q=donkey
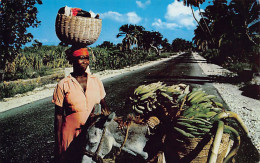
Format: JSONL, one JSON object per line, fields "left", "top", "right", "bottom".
{"left": 82, "top": 112, "right": 151, "bottom": 163}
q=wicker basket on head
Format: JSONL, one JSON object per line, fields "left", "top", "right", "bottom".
{"left": 55, "top": 13, "right": 102, "bottom": 46}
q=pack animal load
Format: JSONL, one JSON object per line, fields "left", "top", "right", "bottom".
{"left": 129, "top": 82, "right": 248, "bottom": 163}
{"left": 55, "top": 6, "right": 102, "bottom": 46}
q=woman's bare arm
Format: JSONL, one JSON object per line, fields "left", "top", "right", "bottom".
{"left": 54, "top": 105, "right": 63, "bottom": 161}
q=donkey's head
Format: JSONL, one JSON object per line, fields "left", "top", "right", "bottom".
{"left": 83, "top": 112, "right": 116, "bottom": 163}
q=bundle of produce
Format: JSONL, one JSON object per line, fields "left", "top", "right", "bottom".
{"left": 55, "top": 6, "right": 102, "bottom": 46}
{"left": 129, "top": 82, "right": 248, "bottom": 162}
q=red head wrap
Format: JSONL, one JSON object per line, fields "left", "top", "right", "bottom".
{"left": 72, "top": 48, "right": 89, "bottom": 57}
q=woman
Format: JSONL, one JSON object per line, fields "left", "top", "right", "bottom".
{"left": 52, "top": 47, "right": 109, "bottom": 162}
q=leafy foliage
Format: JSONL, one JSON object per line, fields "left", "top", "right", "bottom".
{"left": 192, "top": 0, "right": 260, "bottom": 72}
{"left": 0, "top": 0, "right": 42, "bottom": 70}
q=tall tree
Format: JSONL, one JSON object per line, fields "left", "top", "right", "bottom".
{"left": 141, "top": 31, "right": 163, "bottom": 55}
{"left": 178, "top": 0, "right": 215, "bottom": 45}
{"left": 116, "top": 24, "right": 144, "bottom": 51}
{"left": 0, "top": 0, "right": 42, "bottom": 71}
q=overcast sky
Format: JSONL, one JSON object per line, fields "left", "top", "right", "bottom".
{"left": 27, "top": 0, "right": 210, "bottom": 47}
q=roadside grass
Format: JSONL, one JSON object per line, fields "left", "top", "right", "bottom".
{"left": 0, "top": 73, "right": 64, "bottom": 99}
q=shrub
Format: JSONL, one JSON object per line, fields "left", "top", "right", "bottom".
{"left": 201, "top": 49, "right": 220, "bottom": 63}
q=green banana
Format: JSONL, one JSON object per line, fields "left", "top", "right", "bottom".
{"left": 197, "top": 128, "right": 210, "bottom": 133}
{"left": 190, "top": 131, "right": 206, "bottom": 136}
{"left": 178, "top": 118, "right": 206, "bottom": 125}
{"left": 186, "top": 127, "right": 198, "bottom": 132}
{"left": 187, "top": 90, "right": 204, "bottom": 101}
{"left": 196, "top": 124, "right": 213, "bottom": 129}
{"left": 137, "top": 105, "right": 145, "bottom": 110}
{"left": 176, "top": 121, "right": 195, "bottom": 128}
{"left": 193, "top": 118, "right": 212, "bottom": 125}
{"left": 134, "top": 106, "right": 144, "bottom": 114}
{"left": 198, "top": 102, "right": 213, "bottom": 109}
{"left": 213, "top": 101, "right": 223, "bottom": 108}
{"left": 190, "top": 93, "right": 207, "bottom": 103}
{"left": 174, "top": 127, "right": 195, "bottom": 138}
{"left": 140, "top": 92, "right": 154, "bottom": 101}
{"left": 211, "top": 107, "right": 222, "bottom": 112}
{"left": 161, "top": 92, "right": 173, "bottom": 101}
{"left": 193, "top": 95, "right": 216, "bottom": 104}
{"left": 146, "top": 102, "right": 153, "bottom": 111}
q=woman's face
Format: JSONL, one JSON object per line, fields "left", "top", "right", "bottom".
{"left": 72, "top": 55, "right": 90, "bottom": 72}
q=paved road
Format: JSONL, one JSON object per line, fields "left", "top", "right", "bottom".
{"left": 0, "top": 53, "right": 258, "bottom": 162}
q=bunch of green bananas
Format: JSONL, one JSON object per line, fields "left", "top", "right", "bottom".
{"left": 181, "top": 88, "right": 223, "bottom": 119}
{"left": 130, "top": 82, "right": 189, "bottom": 115}
{"left": 130, "top": 82, "right": 225, "bottom": 138}
{"left": 174, "top": 117, "right": 213, "bottom": 138}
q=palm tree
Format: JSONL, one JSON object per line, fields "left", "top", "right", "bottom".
{"left": 116, "top": 24, "right": 145, "bottom": 51}
{"left": 178, "top": 0, "right": 215, "bottom": 45}
{"left": 177, "top": 0, "right": 208, "bottom": 32}
{"left": 117, "top": 24, "right": 135, "bottom": 51}
{"left": 193, "top": 24, "right": 209, "bottom": 51}
{"left": 229, "top": 0, "right": 259, "bottom": 47}
{"left": 133, "top": 25, "right": 145, "bottom": 50}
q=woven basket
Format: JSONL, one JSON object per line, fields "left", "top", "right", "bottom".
{"left": 178, "top": 134, "right": 232, "bottom": 163}
{"left": 55, "top": 13, "right": 102, "bottom": 46}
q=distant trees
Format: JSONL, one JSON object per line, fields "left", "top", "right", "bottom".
{"left": 117, "top": 24, "right": 169, "bottom": 55}
{"left": 0, "top": 0, "right": 42, "bottom": 71}
{"left": 97, "top": 41, "right": 115, "bottom": 49}
{"left": 161, "top": 38, "right": 171, "bottom": 52}
{"left": 172, "top": 38, "right": 193, "bottom": 52}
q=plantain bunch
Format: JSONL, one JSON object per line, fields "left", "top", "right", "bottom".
{"left": 181, "top": 88, "right": 223, "bottom": 119}
{"left": 130, "top": 82, "right": 225, "bottom": 138}
{"left": 130, "top": 82, "right": 189, "bottom": 115}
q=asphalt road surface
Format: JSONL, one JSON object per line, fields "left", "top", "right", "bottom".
{"left": 0, "top": 53, "right": 259, "bottom": 163}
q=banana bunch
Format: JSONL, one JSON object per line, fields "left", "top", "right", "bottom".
{"left": 130, "top": 82, "right": 189, "bottom": 115}
{"left": 130, "top": 82, "right": 162, "bottom": 114}
{"left": 182, "top": 88, "right": 223, "bottom": 119}
{"left": 174, "top": 117, "right": 213, "bottom": 138}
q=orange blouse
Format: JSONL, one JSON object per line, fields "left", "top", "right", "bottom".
{"left": 52, "top": 73, "right": 106, "bottom": 152}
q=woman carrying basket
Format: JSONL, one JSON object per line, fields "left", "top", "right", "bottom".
{"left": 52, "top": 46, "right": 109, "bottom": 162}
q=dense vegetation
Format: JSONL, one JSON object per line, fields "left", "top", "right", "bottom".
{"left": 188, "top": 0, "right": 259, "bottom": 73}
